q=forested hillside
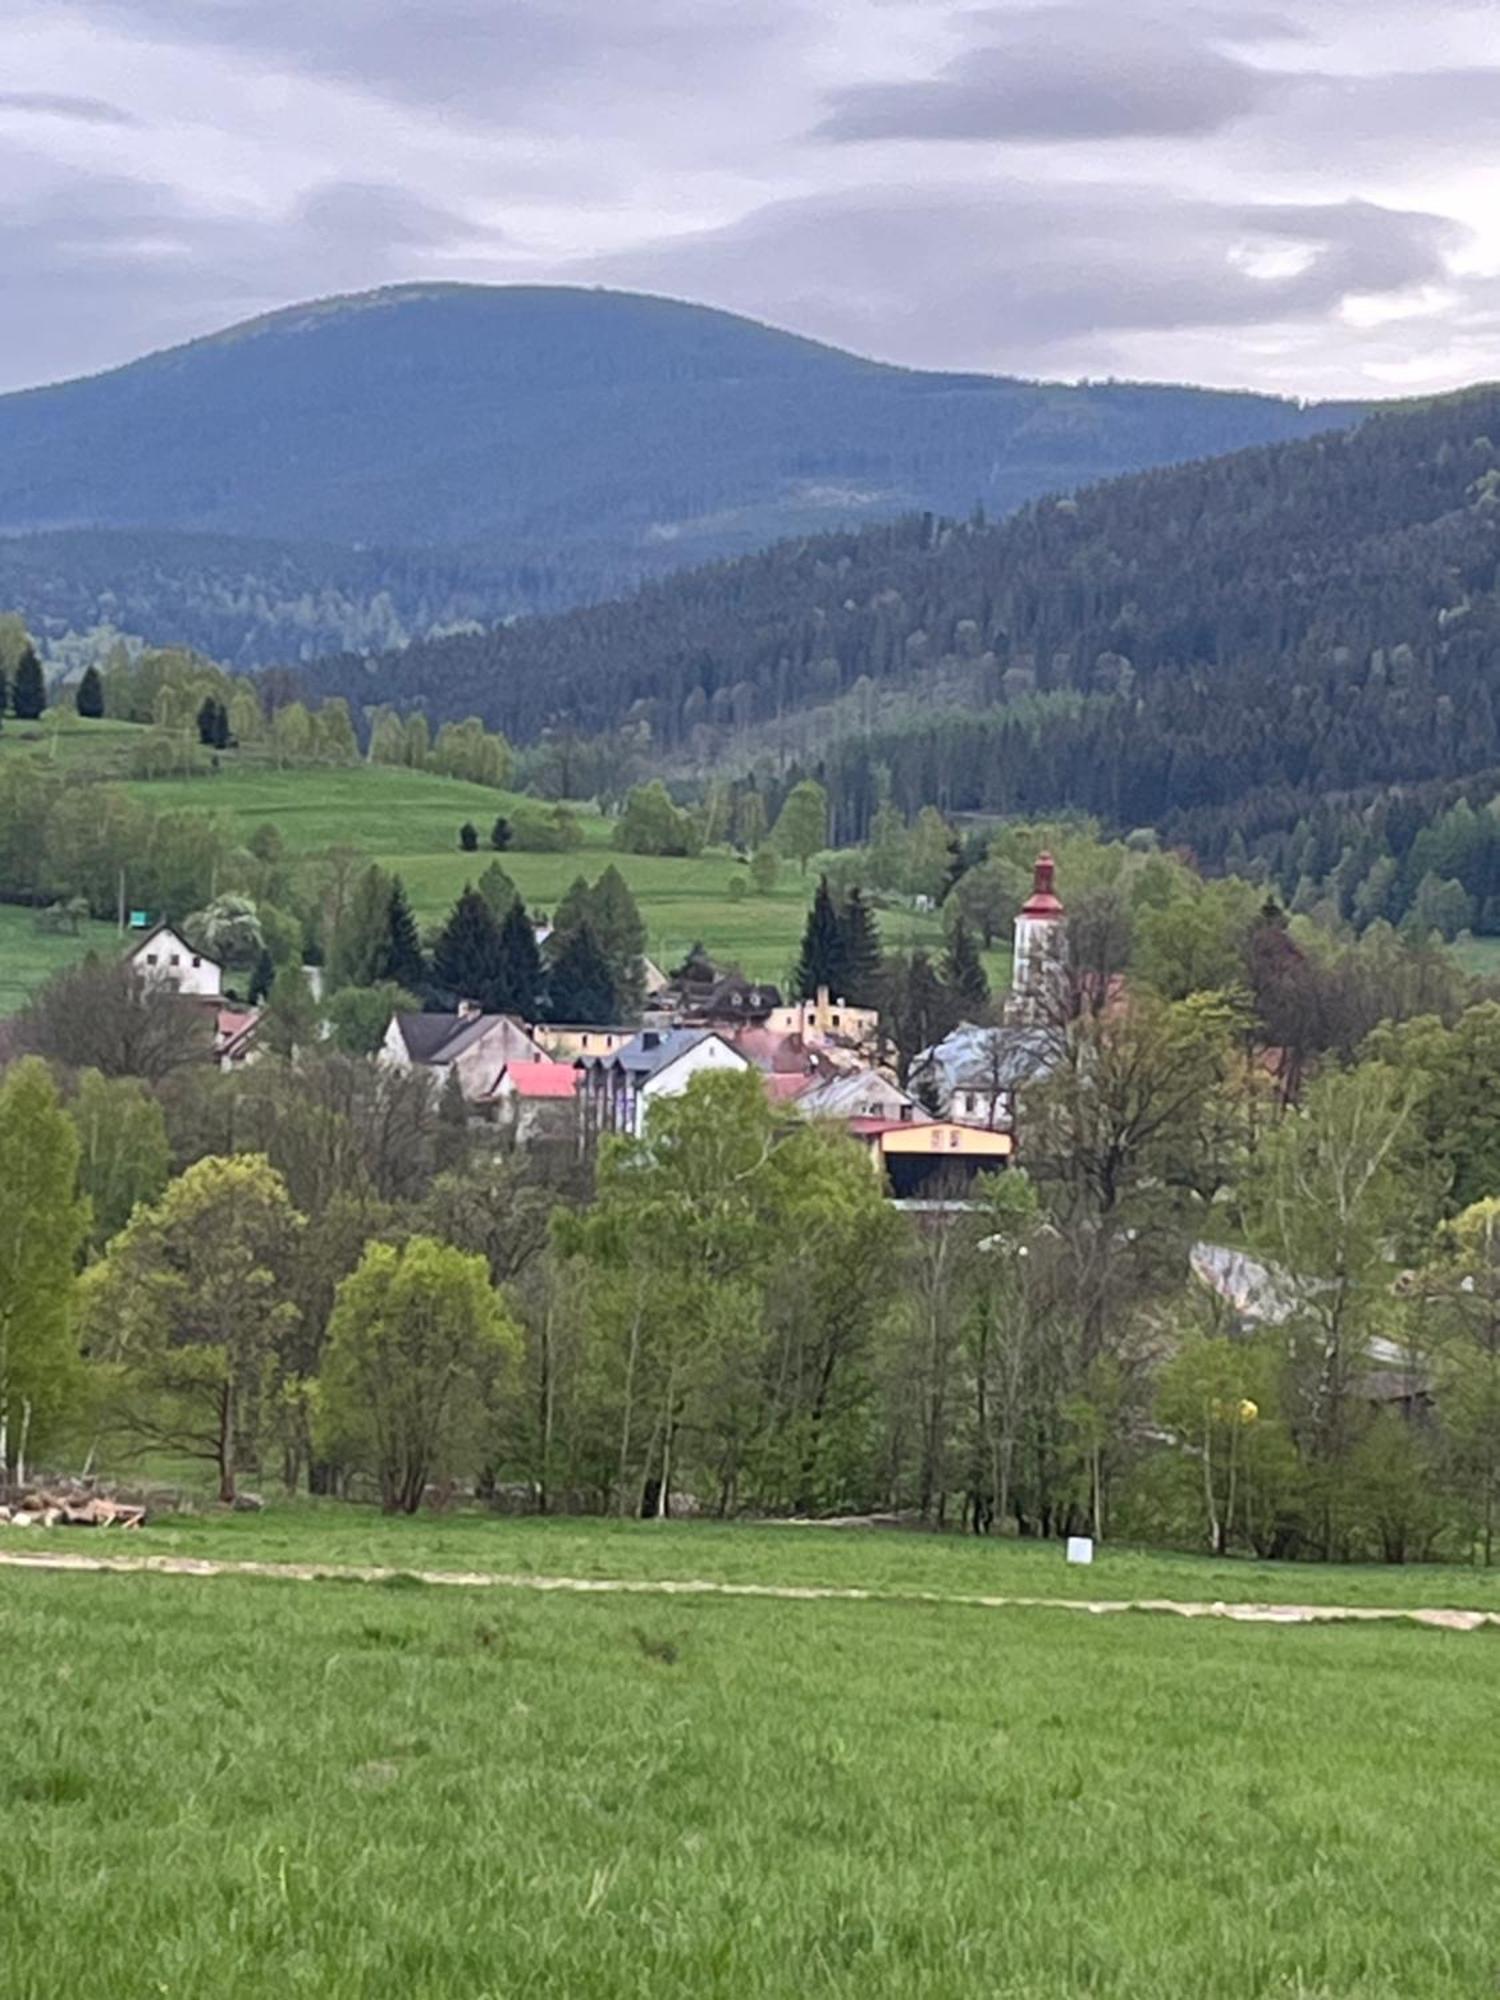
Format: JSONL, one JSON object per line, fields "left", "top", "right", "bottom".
{"left": 0, "top": 284, "right": 1358, "bottom": 662}
{"left": 304, "top": 384, "right": 1500, "bottom": 849}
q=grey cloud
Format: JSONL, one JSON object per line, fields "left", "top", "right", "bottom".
{"left": 0, "top": 154, "right": 510, "bottom": 387}
{"left": 70, "top": 0, "right": 800, "bottom": 115}
{"left": 590, "top": 182, "right": 1463, "bottom": 373}
{"left": 0, "top": 91, "right": 138, "bottom": 126}
{"left": 819, "top": 8, "right": 1289, "bottom": 143}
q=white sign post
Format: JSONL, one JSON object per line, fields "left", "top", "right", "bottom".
{"left": 1066, "top": 1536, "right": 1094, "bottom": 1566}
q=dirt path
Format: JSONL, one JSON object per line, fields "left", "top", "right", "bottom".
{"left": 0, "top": 1545, "right": 1495, "bottom": 1631}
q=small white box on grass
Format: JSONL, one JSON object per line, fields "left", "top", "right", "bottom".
{"left": 1066, "top": 1536, "right": 1094, "bottom": 1566}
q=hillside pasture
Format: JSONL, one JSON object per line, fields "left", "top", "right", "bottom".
{"left": 0, "top": 902, "right": 119, "bottom": 1015}
{"left": 0, "top": 1541, "right": 1495, "bottom": 1998}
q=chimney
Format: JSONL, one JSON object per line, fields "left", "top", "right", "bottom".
{"left": 456, "top": 998, "right": 481, "bottom": 1021}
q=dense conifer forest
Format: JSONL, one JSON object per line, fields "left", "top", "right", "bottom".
{"left": 303, "top": 384, "right": 1500, "bottom": 884}
{"left": 0, "top": 284, "right": 1358, "bottom": 662}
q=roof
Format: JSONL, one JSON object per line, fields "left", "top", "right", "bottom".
{"left": 391, "top": 1011, "right": 540, "bottom": 1066}
{"left": 699, "top": 975, "right": 783, "bottom": 1017}
{"left": 763, "top": 1072, "right": 815, "bottom": 1103}
{"left": 729, "top": 1026, "right": 816, "bottom": 1074}
{"left": 128, "top": 920, "right": 219, "bottom": 966}
{"left": 496, "top": 1062, "right": 577, "bottom": 1100}
{"left": 915, "top": 1022, "right": 1060, "bottom": 1095}
{"left": 798, "top": 1068, "right": 920, "bottom": 1121}
{"left": 604, "top": 1026, "right": 725, "bottom": 1083}
{"left": 1018, "top": 852, "right": 1065, "bottom": 921}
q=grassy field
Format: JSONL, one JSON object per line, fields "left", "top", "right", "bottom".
{"left": 8, "top": 1502, "right": 1500, "bottom": 1613}
{"left": 1, "top": 718, "right": 981, "bottom": 987}
{"left": 0, "top": 902, "right": 121, "bottom": 1014}
{"left": 2, "top": 1537, "right": 1497, "bottom": 1997}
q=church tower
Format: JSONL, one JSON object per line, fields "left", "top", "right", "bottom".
{"left": 1011, "top": 852, "right": 1066, "bottom": 1021}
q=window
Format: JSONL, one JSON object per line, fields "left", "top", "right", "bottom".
{"left": 145, "top": 952, "right": 158, "bottom": 966}
{"left": 831, "top": 1014, "right": 841, "bottom": 1029}
{"left": 169, "top": 953, "right": 181, "bottom": 967}
{"left": 191, "top": 957, "right": 202, "bottom": 969}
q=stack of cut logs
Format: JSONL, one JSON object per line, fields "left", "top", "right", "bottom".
{"left": 0, "top": 1483, "right": 146, "bottom": 1529}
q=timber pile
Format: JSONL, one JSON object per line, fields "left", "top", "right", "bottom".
{"left": 0, "top": 1483, "right": 146, "bottom": 1529}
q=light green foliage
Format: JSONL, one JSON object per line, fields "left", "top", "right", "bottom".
{"left": 183, "top": 892, "right": 264, "bottom": 968}
{"left": 68, "top": 1069, "right": 170, "bottom": 1251}
{"left": 613, "top": 780, "right": 702, "bottom": 858}
{"left": 325, "top": 981, "right": 417, "bottom": 1056}
{"left": 1242, "top": 1064, "right": 1422, "bottom": 1553}
{"left": 81, "top": 1154, "right": 304, "bottom": 1500}
{"left": 431, "top": 715, "right": 514, "bottom": 789}
{"left": 903, "top": 804, "right": 953, "bottom": 901}
{"left": 1134, "top": 876, "right": 1262, "bottom": 1000}
{"left": 771, "top": 778, "right": 828, "bottom": 874}
{"left": 1366, "top": 1003, "right": 1500, "bottom": 1218}
{"left": 260, "top": 962, "right": 321, "bottom": 1057}
{"left": 0, "top": 1059, "right": 89, "bottom": 1475}
{"left": 319, "top": 1236, "right": 519, "bottom": 1512}
{"left": 562, "top": 1070, "right": 904, "bottom": 1515}
{"left": 748, "top": 845, "right": 778, "bottom": 895}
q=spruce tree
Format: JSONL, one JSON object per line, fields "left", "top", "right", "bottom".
{"left": 545, "top": 920, "right": 617, "bottom": 1024}
{"left": 490, "top": 815, "right": 512, "bottom": 851}
{"left": 492, "top": 898, "right": 543, "bottom": 1017}
{"left": 476, "top": 859, "right": 518, "bottom": 920}
{"left": 839, "top": 887, "right": 883, "bottom": 1005}
{"left": 75, "top": 664, "right": 105, "bottom": 720}
{"left": 197, "top": 695, "right": 222, "bottom": 747}
{"left": 588, "top": 864, "right": 647, "bottom": 1010}
{"left": 329, "top": 864, "right": 393, "bottom": 991}
{"left": 459, "top": 821, "right": 479, "bottom": 852}
{"left": 792, "top": 876, "right": 847, "bottom": 1000}
{"left": 247, "top": 947, "right": 277, "bottom": 1005}
{"left": 383, "top": 876, "right": 427, "bottom": 993}
{"left": 11, "top": 646, "right": 46, "bottom": 721}
{"left": 432, "top": 886, "right": 507, "bottom": 1008}
{"left": 943, "top": 916, "right": 990, "bottom": 1013}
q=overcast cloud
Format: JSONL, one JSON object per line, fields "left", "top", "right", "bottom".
{"left": 2, "top": 0, "right": 1498, "bottom": 395}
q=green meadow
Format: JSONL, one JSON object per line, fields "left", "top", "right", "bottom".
{"left": 0, "top": 715, "right": 988, "bottom": 990}
{"left": 0, "top": 902, "right": 121, "bottom": 1015}
{"left": 1, "top": 1527, "right": 1496, "bottom": 1998}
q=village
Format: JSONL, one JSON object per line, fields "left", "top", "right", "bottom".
{"left": 121, "top": 854, "right": 1077, "bottom": 1200}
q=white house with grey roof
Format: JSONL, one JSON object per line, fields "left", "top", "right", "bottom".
{"left": 577, "top": 1027, "right": 749, "bottom": 1137}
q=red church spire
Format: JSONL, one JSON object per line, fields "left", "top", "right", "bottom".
{"left": 1019, "top": 851, "right": 1064, "bottom": 919}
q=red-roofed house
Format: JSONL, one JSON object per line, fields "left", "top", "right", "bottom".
{"left": 487, "top": 1060, "right": 580, "bottom": 1143}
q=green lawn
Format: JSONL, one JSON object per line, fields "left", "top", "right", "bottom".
{"left": 0, "top": 711, "right": 152, "bottom": 775}
{"left": 11, "top": 1502, "right": 1500, "bottom": 1614}
{"left": 1, "top": 1555, "right": 1496, "bottom": 1997}
{"left": 0, "top": 902, "right": 120, "bottom": 1015}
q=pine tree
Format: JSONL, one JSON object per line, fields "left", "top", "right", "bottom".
{"left": 494, "top": 898, "right": 543, "bottom": 1017}
{"left": 383, "top": 876, "right": 427, "bottom": 993}
{"left": 943, "top": 916, "right": 990, "bottom": 1013}
{"left": 11, "top": 646, "right": 46, "bottom": 721}
{"left": 490, "top": 815, "right": 512, "bottom": 851}
{"left": 197, "top": 695, "right": 225, "bottom": 748}
{"left": 792, "top": 876, "right": 847, "bottom": 1000}
{"left": 75, "top": 665, "right": 105, "bottom": 720}
{"left": 459, "top": 821, "right": 479, "bottom": 852}
{"left": 329, "top": 864, "right": 394, "bottom": 991}
{"left": 545, "top": 920, "right": 618, "bottom": 1024}
{"left": 839, "top": 887, "right": 883, "bottom": 1004}
{"left": 588, "top": 864, "right": 646, "bottom": 1010}
{"left": 432, "top": 887, "right": 507, "bottom": 1007}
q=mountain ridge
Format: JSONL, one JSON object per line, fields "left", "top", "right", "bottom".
{"left": 0, "top": 283, "right": 1367, "bottom": 663}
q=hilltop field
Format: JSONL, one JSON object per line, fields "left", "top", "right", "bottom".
{"left": 0, "top": 713, "right": 989, "bottom": 1007}
{"left": 1, "top": 1508, "right": 1496, "bottom": 1998}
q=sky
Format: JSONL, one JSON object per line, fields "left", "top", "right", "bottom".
{"left": 3, "top": 0, "right": 1499, "bottom": 397}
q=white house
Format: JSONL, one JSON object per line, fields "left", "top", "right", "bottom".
{"left": 128, "top": 923, "right": 222, "bottom": 998}
{"left": 379, "top": 1004, "right": 550, "bottom": 1104}
{"left": 578, "top": 1027, "right": 749, "bottom": 1137}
